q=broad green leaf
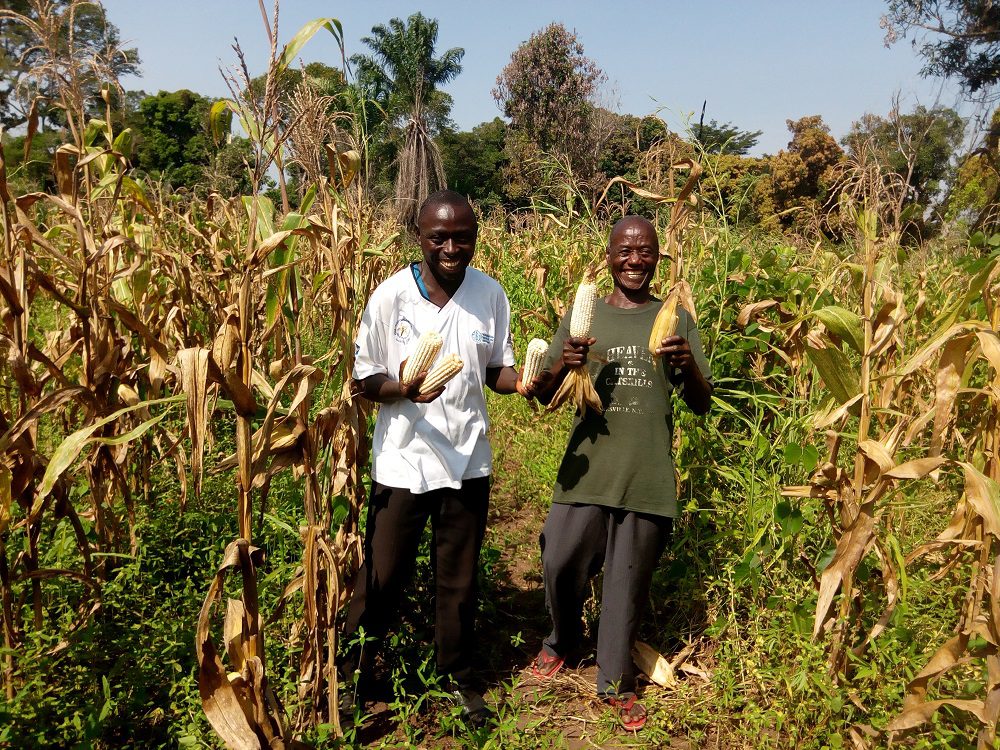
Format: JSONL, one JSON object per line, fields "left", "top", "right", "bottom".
{"left": 265, "top": 213, "right": 309, "bottom": 327}
{"left": 278, "top": 18, "right": 344, "bottom": 72}
{"left": 299, "top": 184, "right": 318, "bottom": 214}
{"left": 812, "top": 306, "right": 864, "bottom": 354}
{"left": 929, "top": 254, "right": 999, "bottom": 332}
{"left": 243, "top": 195, "right": 275, "bottom": 240}
{"left": 83, "top": 119, "right": 107, "bottom": 148}
{"left": 120, "top": 176, "right": 152, "bottom": 211}
{"left": 782, "top": 444, "right": 802, "bottom": 466}
{"left": 35, "top": 395, "right": 183, "bottom": 508}
{"left": 805, "top": 344, "right": 860, "bottom": 405}
{"left": 112, "top": 128, "right": 133, "bottom": 157}
{"left": 775, "top": 501, "right": 804, "bottom": 538}
{"left": 209, "top": 99, "right": 235, "bottom": 142}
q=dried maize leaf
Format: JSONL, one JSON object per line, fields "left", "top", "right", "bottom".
{"left": 179, "top": 348, "right": 212, "bottom": 497}
{"left": 632, "top": 640, "right": 676, "bottom": 687}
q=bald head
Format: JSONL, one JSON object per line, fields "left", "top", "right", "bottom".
{"left": 608, "top": 216, "right": 658, "bottom": 251}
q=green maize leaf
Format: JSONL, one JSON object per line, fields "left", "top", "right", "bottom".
{"left": 265, "top": 213, "right": 310, "bottom": 327}
{"left": 812, "top": 306, "right": 864, "bottom": 354}
{"left": 805, "top": 344, "right": 860, "bottom": 405}
{"left": 83, "top": 119, "right": 107, "bottom": 148}
{"left": 35, "top": 395, "right": 184, "bottom": 509}
{"left": 112, "top": 127, "right": 133, "bottom": 157}
{"left": 300, "top": 184, "right": 318, "bottom": 214}
{"left": 209, "top": 99, "right": 235, "bottom": 142}
{"left": 243, "top": 195, "right": 275, "bottom": 240}
{"left": 930, "top": 253, "right": 999, "bottom": 332}
{"left": 278, "top": 18, "right": 344, "bottom": 73}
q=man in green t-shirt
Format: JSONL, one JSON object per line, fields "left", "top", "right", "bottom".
{"left": 525, "top": 215, "right": 712, "bottom": 731}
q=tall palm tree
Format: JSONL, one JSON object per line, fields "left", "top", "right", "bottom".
{"left": 351, "top": 13, "right": 464, "bottom": 229}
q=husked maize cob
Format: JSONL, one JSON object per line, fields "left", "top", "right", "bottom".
{"left": 402, "top": 331, "right": 442, "bottom": 385}
{"left": 419, "top": 354, "right": 464, "bottom": 394}
{"left": 569, "top": 282, "right": 598, "bottom": 338}
{"left": 648, "top": 292, "right": 679, "bottom": 357}
{"left": 522, "top": 338, "right": 549, "bottom": 384}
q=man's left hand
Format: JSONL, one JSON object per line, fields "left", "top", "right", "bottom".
{"left": 516, "top": 370, "right": 553, "bottom": 399}
{"left": 655, "top": 335, "right": 695, "bottom": 373}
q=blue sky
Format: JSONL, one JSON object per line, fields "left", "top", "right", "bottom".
{"left": 102, "top": 0, "right": 964, "bottom": 155}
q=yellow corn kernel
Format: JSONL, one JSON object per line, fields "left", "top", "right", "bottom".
{"left": 648, "top": 292, "right": 679, "bottom": 358}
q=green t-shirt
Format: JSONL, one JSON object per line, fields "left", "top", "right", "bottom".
{"left": 545, "top": 298, "right": 712, "bottom": 518}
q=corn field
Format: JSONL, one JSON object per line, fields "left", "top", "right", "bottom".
{"left": 2, "top": 3, "right": 1000, "bottom": 749}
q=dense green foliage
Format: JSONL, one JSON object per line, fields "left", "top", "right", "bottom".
{"left": 692, "top": 118, "right": 763, "bottom": 156}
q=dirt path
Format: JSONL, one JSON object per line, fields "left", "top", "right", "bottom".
{"left": 347, "top": 474, "right": 714, "bottom": 748}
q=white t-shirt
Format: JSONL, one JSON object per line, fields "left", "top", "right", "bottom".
{"left": 353, "top": 265, "right": 516, "bottom": 493}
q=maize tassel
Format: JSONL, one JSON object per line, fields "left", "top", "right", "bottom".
{"left": 402, "top": 331, "right": 442, "bottom": 385}
{"left": 419, "top": 354, "right": 464, "bottom": 394}
{"left": 648, "top": 290, "right": 680, "bottom": 364}
{"left": 569, "top": 282, "right": 598, "bottom": 338}
{"left": 521, "top": 338, "right": 549, "bottom": 385}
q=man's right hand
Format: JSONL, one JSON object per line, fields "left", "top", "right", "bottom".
{"left": 561, "top": 336, "right": 596, "bottom": 370}
{"left": 398, "top": 359, "right": 445, "bottom": 403}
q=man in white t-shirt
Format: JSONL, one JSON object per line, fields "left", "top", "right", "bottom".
{"left": 341, "top": 190, "right": 526, "bottom": 725}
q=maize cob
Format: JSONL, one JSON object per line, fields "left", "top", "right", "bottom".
{"left": 522, "top": 338, "right": 549, "bottom": 385}
{"left": 401, "top": 330, "right": 442, "bottom": 385}
{"left": 419, "top": 354, "right": 464, "bottom": 394}
{"left": 569, "top": 282, "right": 598, "bottom": 338}
{"left": 648, "top": 291, "right": 679, "bottom": 358}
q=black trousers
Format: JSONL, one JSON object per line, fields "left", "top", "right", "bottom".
{"left": 343, "top": 477, "right": 490, "bottom": 688}
{"left": 539, "top": 502, "right": 672, "bottom": 695}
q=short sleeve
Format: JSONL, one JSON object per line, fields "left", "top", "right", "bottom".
{"left": 352, "top": 295, "right": 389, "bottom": 380}
{"left": 489, "top": 291, "right": 517, "bottom": 368}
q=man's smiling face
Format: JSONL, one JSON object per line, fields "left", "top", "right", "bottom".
{"left": 607, "top": 218, "right": 659, "bottom": 295}
{"left": 418, "top": 202, "right": 478, "bottom": 285}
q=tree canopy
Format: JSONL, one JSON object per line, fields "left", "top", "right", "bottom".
{"left": 693, "top": 118, "right": 763, "bottom": 156}
{"left": 351, "top": 12, "right": 464, "bottom": 228}
{"left": 843, "top": 104, "right": 965, "bottom": 209}
{"left": 882, "top": 0, "right": 1000, "bottom": 100}
{"left": 0, "top": 0, "right": 140, "bottom": 128}
{"left": 493, "top": 23, "right": 606, "bottom": 200}
{"left": 351, "top": 12, "right": 463, "bottom": 133}
{"left": 493, "top": 23, "right": 604, "bottom": 158}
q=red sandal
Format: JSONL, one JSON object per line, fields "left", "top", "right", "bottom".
{"left": 605, "top": 692, "right": 647, "bottom": 731}
{"left": 530, "top": 649, "right": 565, "bottom": 679}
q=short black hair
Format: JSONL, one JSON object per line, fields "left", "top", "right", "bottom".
{"left": 417, "top": 190, "right": 476, "bottom": 227}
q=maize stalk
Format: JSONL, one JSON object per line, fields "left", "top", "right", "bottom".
{"left": 522, "top": 338, "right": 549, "bottom": 385}
{"left": 402, "top": 331, "right": 443, "bottom": 385}
{"left": 419, "top": 354, "right": 464, "bottom": 394}
{"left": 648, "top": 289, "right": 680, "bottom": 366}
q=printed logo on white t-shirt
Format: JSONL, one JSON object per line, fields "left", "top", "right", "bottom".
{"left": 471, "top": 330, "right": 494, "bottom": 345}
{"left": 393, "top": 316, "right": 414, "bottom": 344}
